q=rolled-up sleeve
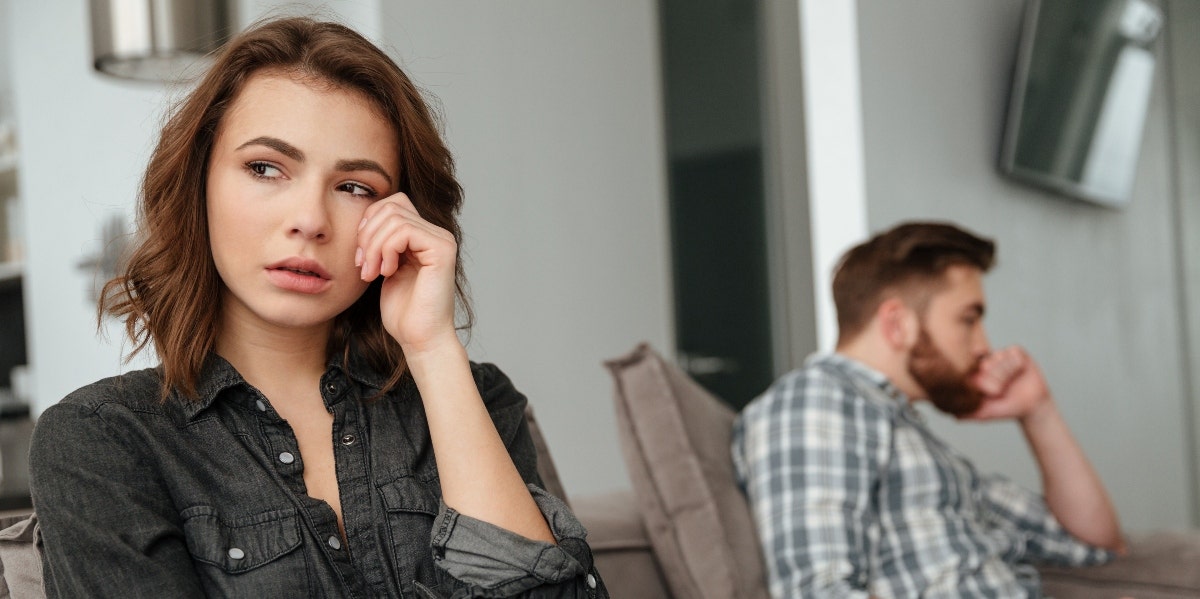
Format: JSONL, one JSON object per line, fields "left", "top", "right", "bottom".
{"left": 980, "top": 474, "right": 1115, "bottom": 568}
{"left": 431, "top": 485, "right": 599, "bottom": 597}
{"left": 433, "top": 363, "right": 605, "bottom": 598}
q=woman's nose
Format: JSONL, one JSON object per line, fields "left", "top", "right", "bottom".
{"left": 288, "top": 186, "right": 330, "bottom": 240}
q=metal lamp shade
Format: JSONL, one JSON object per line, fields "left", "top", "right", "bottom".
{"left": 90, "top": 0, "right": 234, "bottom": 82}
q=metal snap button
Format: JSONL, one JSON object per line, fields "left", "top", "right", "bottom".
{"left": 278, "top": 452, "right": 295, "bottom": 464}
{"left": 255, "top": 399, "right": 267, "bottom": 412}
{"left": 340, "top": 434, "right": 356, "bottom": 446}
{"left": 586, "top": 573, "right": 597, "bottom": 589}
{"left": 327, "top": 535, "right": 342, "bottom": 550}
{"left": 228, "top": 547, "right": 244, "bottom": 560}
{"left": 325, "top": 382, "right": 337, "bottom": 394}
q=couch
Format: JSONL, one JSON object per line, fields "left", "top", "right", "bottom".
{"left": 4, "top": 344, "right": 1200, "bottom": 598}
{"left": 574, "top": 343, "right": 1200, "bottom": 599}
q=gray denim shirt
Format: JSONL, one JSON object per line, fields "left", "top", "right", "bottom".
{"left": 29, "top": 352, "right": 606, "bottom": 598}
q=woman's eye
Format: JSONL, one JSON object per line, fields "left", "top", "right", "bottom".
{"left": 338, "top": 182, "right": 377, "bottom": 198}
{"left": 246, "top": 162, "right": 282, "bottom": 179}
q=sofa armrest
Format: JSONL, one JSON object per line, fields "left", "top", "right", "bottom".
{"left": 574, "top": 490, "right": 674, "bottom": 599}
{"left": 1039, "top": 530, "right": 1200, "bottom": 599}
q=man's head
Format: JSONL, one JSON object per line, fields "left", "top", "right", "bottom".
{"left": 833, "top": 222, "right": 996, "bottom": 415}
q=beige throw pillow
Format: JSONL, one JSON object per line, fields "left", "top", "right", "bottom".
{"left": 605, "top": 343, "right": 768, "bottom": 599}
{"left": 0, "top": 513, "right": 43, "bottom": 599}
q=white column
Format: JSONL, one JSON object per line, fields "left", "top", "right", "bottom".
{"left": 798, "top": 0, "right": 869, "bottom": 351}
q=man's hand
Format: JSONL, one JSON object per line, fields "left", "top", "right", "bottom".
{"left": 962, "top": 346, "right": 1053, "bottom": 422}
{"left": 964, "top": 347, "right": 1126, "bottom": 552}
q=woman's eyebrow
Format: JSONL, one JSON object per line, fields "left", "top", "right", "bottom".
{"left": 236, "top": 136, "right": 304, "bottom": 161}
{"left": 335, "top": 159, "right": 394, "bottom": 188}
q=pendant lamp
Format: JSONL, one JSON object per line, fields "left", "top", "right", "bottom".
{"left": 89, "top": 0, "right": 235, "bottom": 82}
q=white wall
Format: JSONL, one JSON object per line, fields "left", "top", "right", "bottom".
{"left": 854, "top": 0, "right": 1193, "bottom": 531}
{"left": 0, "top": 0, "right": 11, "bottom": 117}
{"left": 12, "top": 0, "right": 166, "bottom": 417}
{"left": 378, "top": 2, "right": 672, "bottom": 496}
{"left": 1166, "top": 0, "right": 1200, "bottom": 524}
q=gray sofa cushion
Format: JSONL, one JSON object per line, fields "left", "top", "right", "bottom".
{"left": 605, "top": 343, "right": 769, "bottom": 599}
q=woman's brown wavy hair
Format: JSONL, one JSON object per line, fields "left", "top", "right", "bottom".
{"left": 100, "top": 16, "right": 471, "bottom": 399}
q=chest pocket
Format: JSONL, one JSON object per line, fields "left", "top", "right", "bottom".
{"left": 182, "top": 506, "right": 307, "bottom": 596}
{"left": 378, "top": 476, "right": 442, "bottom": 593}
{"left": 378, "top": 475, "right": 441, "bottom": 516}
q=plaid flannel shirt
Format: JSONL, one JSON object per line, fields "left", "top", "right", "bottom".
{"left": 732, "top": 353, "right": 1113, "bottom": 598}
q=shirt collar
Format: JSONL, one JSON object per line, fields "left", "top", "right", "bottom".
{"left": 174, "top": 353, "right": 245, "bottom": 420}
{"left": 174, "top": 345, "right": 396, "bottom": 421}
{"left": 806, "top": 352, "right": 909, "bottom": 403}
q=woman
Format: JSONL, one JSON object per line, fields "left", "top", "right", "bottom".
{"left": 29, "top": 17, "right": 605, "bottom": 598}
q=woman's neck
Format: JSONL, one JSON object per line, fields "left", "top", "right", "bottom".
{"left": 214, "top": 311, "right": 333, "bottom": 400}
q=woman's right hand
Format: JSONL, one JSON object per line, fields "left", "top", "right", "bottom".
{"left": 356, "top": 192, "right": 461, "bottom": 356}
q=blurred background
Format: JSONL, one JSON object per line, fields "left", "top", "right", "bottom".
{"left": 0, "top": 0, "right": 1197, "bottom": 534}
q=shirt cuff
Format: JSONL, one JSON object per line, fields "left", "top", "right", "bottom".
{"left": 430, "top": 484, "right": 590, "bottom": 596}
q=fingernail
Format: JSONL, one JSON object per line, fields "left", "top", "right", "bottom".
{"left": 358, "top": 218, "right": 367, "bottom": 231}
{"left": 354, "top": 247, "right": 363, "bottom": 267}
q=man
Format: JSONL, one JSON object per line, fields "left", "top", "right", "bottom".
{"left": 732, "top": 222, "right": 1124, "bottom": 598}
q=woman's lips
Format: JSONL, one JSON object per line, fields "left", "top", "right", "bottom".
{"left": 265, "top": 258, "right": 332, "bottom": 294}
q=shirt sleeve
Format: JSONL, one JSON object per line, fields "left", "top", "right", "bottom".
{"left": 732, "top": 370, "right": 892, "bottom": 598}
{"left": 29, "top": 401, "right": 206, "bottom": 599}
{"left": 978, "top": 474, "right": 1115, "bottom": 568}
{"left": 426, "top": 363, "right": 606, "bottom": 598}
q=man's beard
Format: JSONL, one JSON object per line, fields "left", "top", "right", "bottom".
{"left": 907, "top": 328, "right": 984, "bottom": 417}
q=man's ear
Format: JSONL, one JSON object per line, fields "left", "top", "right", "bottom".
{"left": 877, "top": 297, "right": 919, "bottom": 350}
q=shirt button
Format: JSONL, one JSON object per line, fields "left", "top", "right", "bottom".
{"left": 325, "top": 382, "right": 338, "bottom": 394}
{"left": 586, "top": 573, "right": 597, "bottom": 589}
{"left": 340, "top": 434, "right": 356, "bottom": 446}
{"left": 327, "top": 535, "right": 342, "bottom": 550}
{"left": 255, "top": 399, "right": 267, "bottom": 412}
{"left": 228, "top": 547, "right": 244, "bottom": 560}
{"left": 278, "top": 452, "right": 295, "bottom": 464}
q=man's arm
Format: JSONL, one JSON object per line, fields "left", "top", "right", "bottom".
{"left": 967, "top": 346, "right": 1125, "bottom": 553}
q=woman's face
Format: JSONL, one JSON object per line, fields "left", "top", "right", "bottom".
{"left": 206, "top": 72, "right": 400, "bottom": 336}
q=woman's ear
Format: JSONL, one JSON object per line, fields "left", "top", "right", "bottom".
{"left": 878, "top": 297, "right": 919, "bottom": 351}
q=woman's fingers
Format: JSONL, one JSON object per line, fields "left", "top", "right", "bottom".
{"left": 356, "top": 193, "right": 455, "bottom": 281}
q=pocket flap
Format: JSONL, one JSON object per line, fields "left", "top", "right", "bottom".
{"left": 182, "top": 507, "right": 302, "bottom": 573}
{"left": 378, "top": 476, "right": 441, "bottom": 516}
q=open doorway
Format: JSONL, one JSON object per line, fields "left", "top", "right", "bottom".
{"left": 659, "top": 0, "right": 816, "bottom": 409}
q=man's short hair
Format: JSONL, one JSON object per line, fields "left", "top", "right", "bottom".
{"left": 833, "top": 221, "right": 995, "bottom": 343}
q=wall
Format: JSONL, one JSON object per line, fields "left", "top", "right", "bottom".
{"left": 1166, "top": 0, "right": 1200, "bottom": 523}
{"left": 12, "top": 0, "right": 167, "bottom": 418}
{"left": 378, "top": 2, "right": 671, "bottom": 496}
{"left": 855, "top": 0, "right": 1192, "bottom": 530}
{"left": 0, "top": 0, "right": 11, "bottom": 118}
